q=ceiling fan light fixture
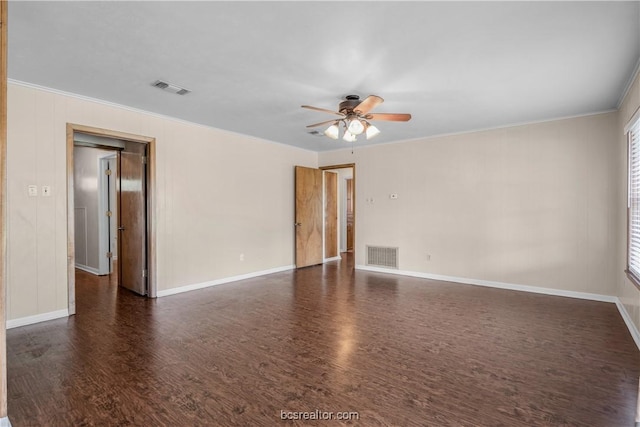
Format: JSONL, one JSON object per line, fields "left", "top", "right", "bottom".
{"left": 324, "top": 123, "right": 340, "bottom": 140}
{"left": 343, "top": 129, "right": 356, "bottom": 142}
{"left": 366, "top": 123, "right": 380, "bottom": 140}
{"left": 347, "top": 118, "right": 365, "bottom": 135}
{"left": 303, "top": 94, "right": 410, "bottom": 144}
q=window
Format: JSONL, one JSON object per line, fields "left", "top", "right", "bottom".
{"left": 627, "top": 115, "right": 640, "bottom": 287}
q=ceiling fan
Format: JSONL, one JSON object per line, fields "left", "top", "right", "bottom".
{"left": 302, "top": 94, "right": 411, "bottom": 142}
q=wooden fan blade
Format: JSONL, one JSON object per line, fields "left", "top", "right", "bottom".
{"left": 301, "top": 105, "right": 345, "bottom": 116}
{"left": 306, "top": 119, "right": 340, "bottom": 128}
{"left": 366, "top": 113, "right": 412, "bottom": 122}
{"left": 354, "top": 95, "right": 384, "bottom": 114}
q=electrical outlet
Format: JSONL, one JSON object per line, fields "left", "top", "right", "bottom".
{"left": 240, "top": 253, "right": 245, "bottom": 261}
{"left": 28, "top": 185, "right": 37, "bottom": 197}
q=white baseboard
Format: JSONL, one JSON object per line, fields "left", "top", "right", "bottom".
{"left": 323, "top": 256, "right": 342, "bottom": 263}
{"left": 157, "top": 265, "right": 295, "bottom": 298}
{"left": 356, "top": 265, "right": 640, "bottom": 350}
{"left": 356, "top": 265, "right": 617, "bottom": 303}
{"left": 615, "top": 299, "right": 640, "bottom": 351}
{"left": 7, "top": 309, "right": 69, "bottom": 329}
{"left": 75, "top": 264, "right": 100, "bottom": 275}
{"left": 7, "top": 265, "right": 637, "bottom": 351}
{"left": 0, "top": 417, "right": 12, "bottom": 427}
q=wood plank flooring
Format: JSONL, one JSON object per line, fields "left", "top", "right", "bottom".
{"left": 6, "top": 253, "right": 640, "bottom": 426}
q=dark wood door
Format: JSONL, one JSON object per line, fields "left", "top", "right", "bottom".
{"left": 346, "top": 178, "right": 354, "bottom": 251}
{"left": 118, "top": 143, "right": 147, "bottom": 295}
{"left": 295, "top": 166, "right": 323, "bottom": 268}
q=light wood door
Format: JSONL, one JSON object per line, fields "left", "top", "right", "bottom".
{"left": 324, "top": 171, "right": 338, "bottom": 259}
{"left": 346, "top": 178, "right": 354, "bottom": 251}
{"left": 295, "top": 166, "right": 323, "bottom": 267}
{"left": 118, "top": 143, "right": 147, "bottom": 295}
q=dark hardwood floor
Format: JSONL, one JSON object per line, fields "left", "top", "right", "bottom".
{"left": 6, "top": 253, "right": 639, "bottom": 426}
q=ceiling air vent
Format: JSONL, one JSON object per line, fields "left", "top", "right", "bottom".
{"left": 151, "top": 80, "right": 190, "bottom": 95}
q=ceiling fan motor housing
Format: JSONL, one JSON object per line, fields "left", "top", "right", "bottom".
{"left": 301, "top": 94, "right": 410, "bottom": 137}
{"left": 339, "top": 95, "right": 362, "bottom": 114}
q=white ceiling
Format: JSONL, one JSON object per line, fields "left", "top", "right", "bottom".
{"left": 8, "top": 1, "right": 640, "bottom": 152}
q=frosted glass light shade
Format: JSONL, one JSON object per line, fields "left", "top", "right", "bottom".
{"left": 343, "top": 130, "right": 356, "bottom": 142}
{"left": 366, "top": 124, "right": 381, "bottom": 139}
{"left": 347, "top": 119, "right": 365, "bottom": 135}
{"left": 324, "top": 123, "right": 339, "bottom": 139}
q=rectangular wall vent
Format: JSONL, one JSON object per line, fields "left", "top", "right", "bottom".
{"left": 366, "top": 246, "right": 399, "bottom": 269}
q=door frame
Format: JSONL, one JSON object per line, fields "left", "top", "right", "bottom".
{"left": 0, "top": 0, "right": 8, "bottom": 420}
{"left": 319, "top": 163, "right": 356, "bottom": 258}
{"left": 66, "top": 123, "right": 157, "bottom": 314}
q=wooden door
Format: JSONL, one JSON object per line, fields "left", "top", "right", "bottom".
{"left": 324, "top": 171, "right": 338, "bottom": 259}
{"left": 118, "top": 142, "right": 147, "bottom": 295}
{"left": 295, "top": 166, "right": 323, "bottom": 267}
{"left": 346, "top": 178, "right": 354, "bottom": 251}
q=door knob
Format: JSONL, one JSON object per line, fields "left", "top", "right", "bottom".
{"left": 294, "top": 222, "right": 302, "bottom": 226}
{"left": 118, "top": 226, "right": 126, "bottom": 231}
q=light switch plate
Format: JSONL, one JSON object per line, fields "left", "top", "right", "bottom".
{"left": 42, "top": 186, "right": 52, "bottom": 197}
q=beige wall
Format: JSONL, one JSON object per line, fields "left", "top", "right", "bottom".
{"left": 319, "top": 112, "right": 620, "bottom": 296}
{"left": 7, "top": 78, "right": 638, "bottom": 328}
{"left": 617, "top": 70, "right": 640, "bottom": 335}
{"left": 7, "top": 82, "right": 316, "bottom": 320}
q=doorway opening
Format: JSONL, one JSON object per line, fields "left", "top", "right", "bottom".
{"left": 320, "top": 164, "right": 355, "bottom": 262}
{"left": 73, "top": 146, "right": 117, "bottom": 277}
{"left": 66, "top": 124, "right": 156, "bottom": 315}
{"left": 294, "top": 163, "right": 355, "bottom": 269}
